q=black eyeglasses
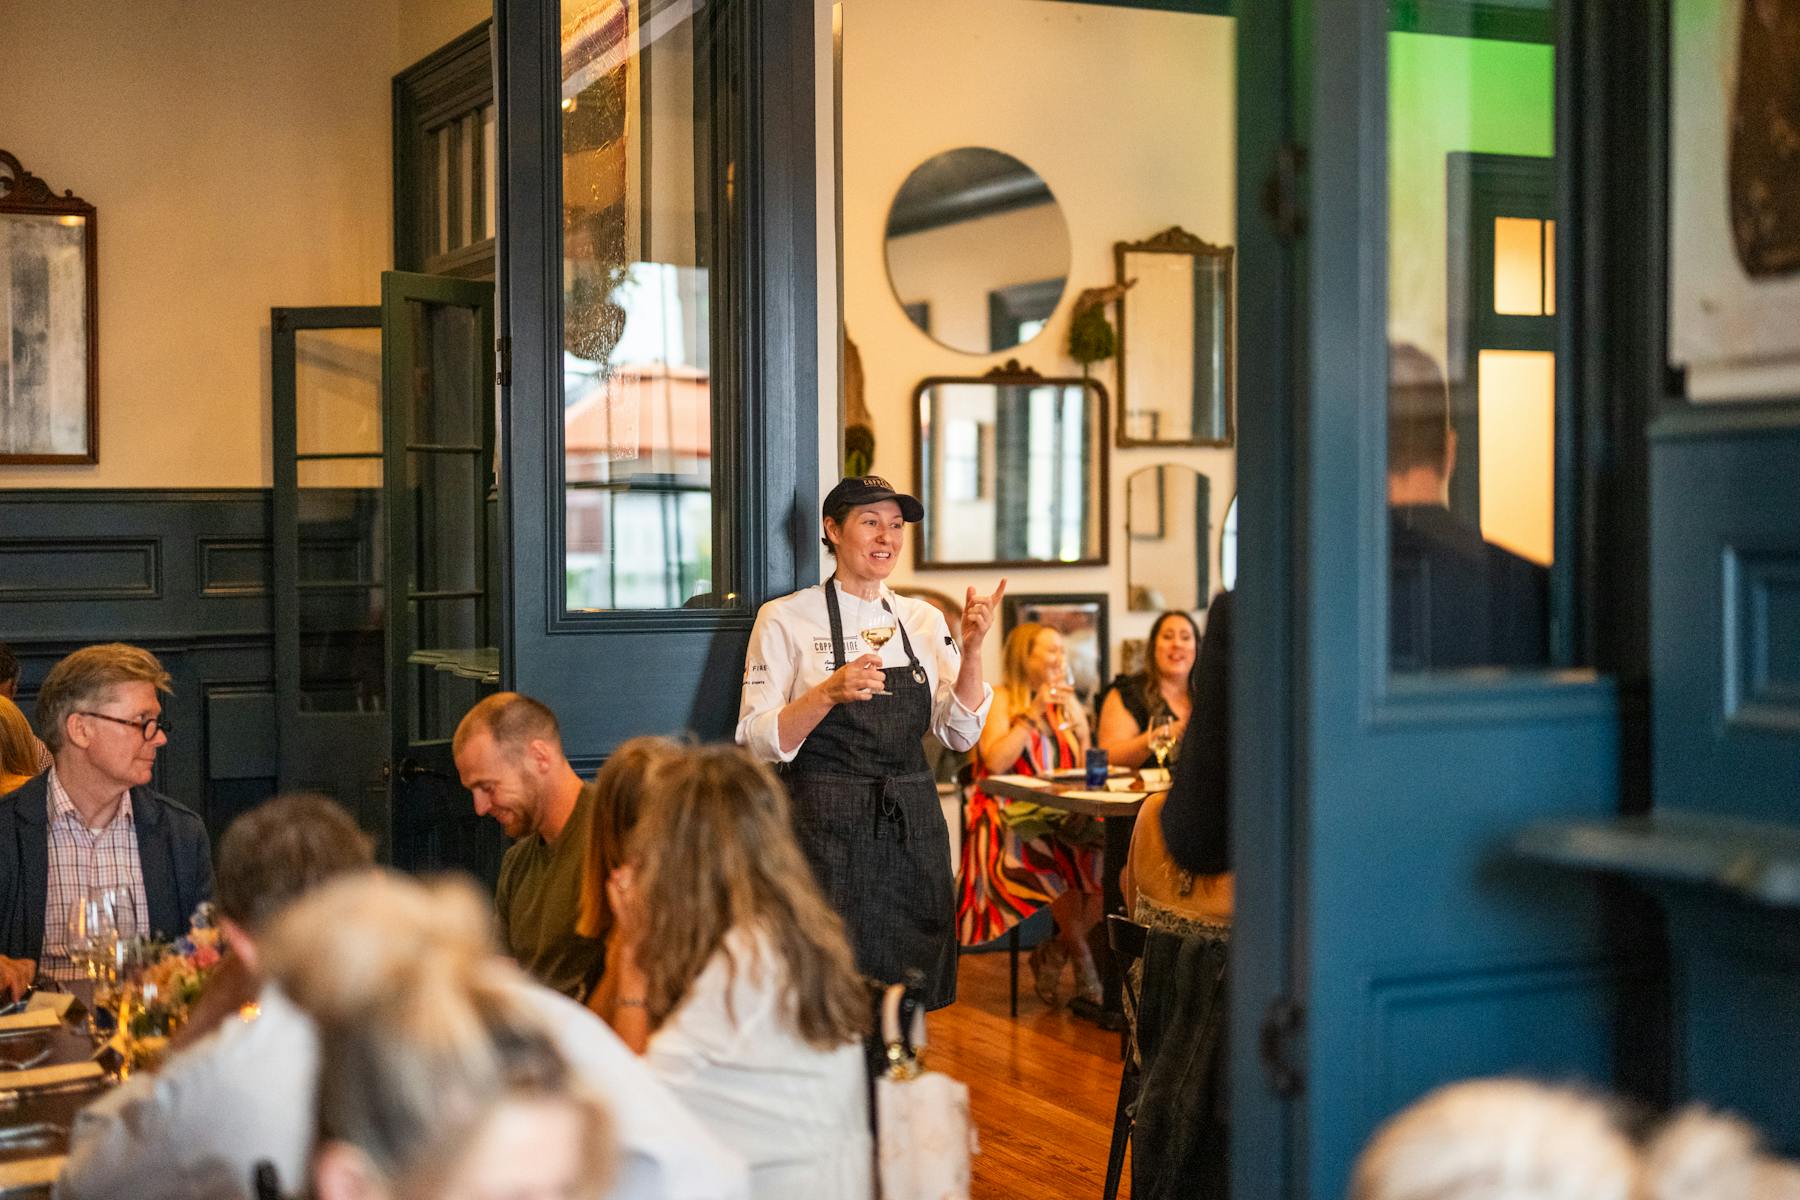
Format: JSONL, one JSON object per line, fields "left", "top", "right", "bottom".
{"left": 76, "top": 712, "right": 172, "bottom": 741}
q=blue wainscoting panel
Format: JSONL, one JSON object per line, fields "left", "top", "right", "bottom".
{"left": 0, "top": 538, "right": 160, "bottom": 600}
{"left": 1652, "top": 412, "right": 1800, "bottom": 823}
{"left": 0, "top": 490, "right": 278, "bottom": 838}
{"left": 1651, "top": 408, "right": 1800, "bottom": 1148}
{"left": 1363, "top": 954, "right": 1616, "bottom": 1128}
{"left": 1666, "top": 899, "right": 1800, "bottom": 1155}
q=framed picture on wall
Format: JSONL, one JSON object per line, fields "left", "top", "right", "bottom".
{"left": 1001, "top": 592, "right": 1109, "bottom": 704}
{"left": 1667, "top": 1, "right": 1800, "bottom": 400}
{"left": 0, "top": 150, "right": 98, "bottom": 464}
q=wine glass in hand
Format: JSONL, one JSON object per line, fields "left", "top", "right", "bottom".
{"left": 1148, "top": 717, "right": 1176, "bottom": 770}
{"left": 857, "top": 596, "right": 896, "bottom": 697}
{"left": 1049, "top": 666, "right": 1077, "bottom": 733}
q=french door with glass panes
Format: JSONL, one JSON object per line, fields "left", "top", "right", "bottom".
{"left": 1230, "top": 3, "right": 1646, "bottom": 1197}
{"left": 495, "top": 0, "right": 819, "bottom": 766}
{"left": 271, "top": 275, "right": 501, "bottom": 883}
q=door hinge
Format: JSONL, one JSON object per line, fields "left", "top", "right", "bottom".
{"left": 1258, "top": 994, "right": 1305, "bottom": 1098}
{"left": 495, "top": 335, "right": 511, "bottom": 387}
{"left": 1260, "top": 142, "right": 1308, "bottom": 243}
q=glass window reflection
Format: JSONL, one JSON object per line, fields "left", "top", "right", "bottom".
{"left": 560, "top": 0, "right": 730, "bottom": 612}
{"left": 1387, "top": 12, "right": 1560, "bottom": 672}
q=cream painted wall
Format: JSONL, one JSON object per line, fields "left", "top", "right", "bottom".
{"left": 398, "top": 0, "right": 491, "bottom": 71}
{"left": 0, "top": 0, "right": 489, "bottom": 489}
{"left": 841, "top": 0, "right": 1237, "bottom": 685}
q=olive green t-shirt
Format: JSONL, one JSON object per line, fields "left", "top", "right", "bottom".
{"left": 494, "top": 787, "right": 604, "bottom": 1000}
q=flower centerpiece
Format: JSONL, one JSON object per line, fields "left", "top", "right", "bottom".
{"left": 105, "top": 905, "right": 224, "bottom": 1072}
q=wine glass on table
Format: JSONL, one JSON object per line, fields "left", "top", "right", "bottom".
{"left": 1148, "top": 717, "right": 1176, "bottom": 771}
{"left": 858, "top": 596, "right": 896, "bottom": 698}
{"left": 68, "top": 892, "right": 114, "bottom": 1039}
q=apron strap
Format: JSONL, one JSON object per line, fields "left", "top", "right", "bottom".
{"left": 881, "top": 597, "right": 929, "bottom": 682}
{"left": 824, "top": 579, "right": 849, "bottom": 670}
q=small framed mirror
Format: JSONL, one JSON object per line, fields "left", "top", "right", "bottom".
{"left": 1115, "top": 225, "right": 1233, "bottom": 447}
{"left": 1126, "top": 464, "right": 1210, "bottom": 611}
{"left": 914, "top": 360, "right": 1108, "bottom": 568}
{"left": 885, "top": 147, "right": 1071, "bottom": 356}
{"left": 0, "top": 150, "right": 98, "bottom": 464}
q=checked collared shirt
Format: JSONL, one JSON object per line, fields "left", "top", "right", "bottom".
{"left": 40, "top": 768, "right": 151, "bottom": 983}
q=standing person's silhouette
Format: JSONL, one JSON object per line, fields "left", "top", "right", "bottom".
{"left": 1388, "top": 343, "right": 1550, "bottom": 670}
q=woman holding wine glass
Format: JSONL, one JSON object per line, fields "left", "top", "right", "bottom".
{"left": 736, "top": 476, "right": 1002, "bottom": 1010}
{"left": 1097, "top": 610, "right": 1201, "bottom": 770}
{"left": 959, "top": 623, "right": 1104, "bottom": 1007}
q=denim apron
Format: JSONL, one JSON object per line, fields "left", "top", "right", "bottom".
{"left": 781, "top": 583, "right": 958, "bottom": 1009}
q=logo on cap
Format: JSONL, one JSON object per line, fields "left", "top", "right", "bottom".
{"left": 861, "top": 475, "right": 892, "bottom": 490}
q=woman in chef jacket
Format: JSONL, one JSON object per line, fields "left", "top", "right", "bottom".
{"left": 736, "top": 476, "right": 1003, "bottom": 1009}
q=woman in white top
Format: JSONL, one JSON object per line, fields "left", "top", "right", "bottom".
{"left": 597, "top": 745, "right": 876, "bottom": 1200}
{"left": 735, "top": 475, "right": 1002, "bottom": 1010}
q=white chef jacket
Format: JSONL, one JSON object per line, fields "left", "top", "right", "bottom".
{"left": 735, "top": 580, "right": 992, "bottom": 765}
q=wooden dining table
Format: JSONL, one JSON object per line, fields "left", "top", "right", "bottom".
{"left": 0, "top": 995, "right": 117, "bottom": 1198}
{"left": 975, "top": 768, "right": 1167, "bottom": 817}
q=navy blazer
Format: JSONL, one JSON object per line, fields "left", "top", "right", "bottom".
{"left": 0, "top": 773, "right": 214, "bottom": 963}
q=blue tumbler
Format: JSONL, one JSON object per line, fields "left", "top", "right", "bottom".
{"left": 1084, "top": 747, "right": 1109, "bottom": 788}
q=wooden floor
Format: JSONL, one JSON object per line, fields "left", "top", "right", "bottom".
{"left": 933, "top": 950, "right": 1130, "bottom": 1200}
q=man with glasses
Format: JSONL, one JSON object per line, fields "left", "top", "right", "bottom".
{"left": 0, "top": 643, "right": 213, "bottom": 1001}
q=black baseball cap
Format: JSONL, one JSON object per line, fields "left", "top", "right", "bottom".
{"left": 822, "top": 475, "right": 924, "bottom": 523}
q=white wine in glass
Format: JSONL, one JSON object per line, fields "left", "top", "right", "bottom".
{"left": 860, "top": 623, "right": 896, "bottom": 696}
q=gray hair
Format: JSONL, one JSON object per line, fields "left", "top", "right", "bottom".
{"left": 35, "top": 643, "right": 172, "bottom": 753}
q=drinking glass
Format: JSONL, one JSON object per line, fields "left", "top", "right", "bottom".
{"left": 1149, "top": 717, "right": 1176, "bottom": 770}
{"left": 857, "top": 595, "right": 896, "bottom": 697}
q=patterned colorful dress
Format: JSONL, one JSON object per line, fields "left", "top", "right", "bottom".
{"left": 955, "top": 719, "right": 1103, "bottom": 945}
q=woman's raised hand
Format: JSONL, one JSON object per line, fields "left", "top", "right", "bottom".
{"left": 961, "top": 578, "right": 1007, "bottom": 655}
{"left": 821, "top": 653, "right": 888, "bottom": 704}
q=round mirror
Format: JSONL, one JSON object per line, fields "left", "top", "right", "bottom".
{"left": 884, "top": 147, "right": 1071, "bottom": 356}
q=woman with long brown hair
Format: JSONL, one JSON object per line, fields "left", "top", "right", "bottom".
{"left": 960, "top": 622, "right": 1103, "bottom": 1007}
{"left": 596, "top": 744, "right": 872, "bottom": 1200}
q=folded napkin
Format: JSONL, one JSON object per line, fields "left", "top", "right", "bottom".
{"left": 2, "top": 1061, "right": 102, "bottom": 1091}
{"left": 0, "top": 1155, "right": 65, "bottom": 1193}
{"left": 0, "top": 1010, "right": 59, "bottom": 1036}
{"left": 986, "top": 774, "right": 1050, "bottom": 789}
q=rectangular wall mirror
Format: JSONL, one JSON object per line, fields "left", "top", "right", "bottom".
{"left": 1114, "top": 225, "right": 1234, "bottom": 447}
{"left": 914, "top": 361, "right": 1108, "bottom": 568}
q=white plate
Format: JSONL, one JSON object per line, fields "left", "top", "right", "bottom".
{"left": 1041, "top": 766, "right": 1131, "bottom": 781}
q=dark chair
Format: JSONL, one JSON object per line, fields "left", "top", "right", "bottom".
{"left": 1103, "top": 913, "right": 1148, "bottom": 1200}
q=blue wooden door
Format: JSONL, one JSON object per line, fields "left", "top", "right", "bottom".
{"left": 1232, "top": 3, "right": 1625, "bottom": 1196}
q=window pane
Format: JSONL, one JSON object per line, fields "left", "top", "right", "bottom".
{"left": 297, "top": 464, "right": 386, "bottom": 713}
{"left": 483, "top": 105, "right": 498, "bottom": 241}
{"left": 295, "top": 327, "right": 381, "bottom": 457}
{"left": 1387, "top": 12, "right": 1559, "bottom": 673}
{"left": 559, "top": 0, "right": 730, "bottom": 612}
{"left": 1493, "top": 216, "right": 1545, "bottom": 315}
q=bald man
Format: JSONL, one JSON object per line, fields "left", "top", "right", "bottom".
{"left": 453, "top": 693, "right": 603, "bottom": 1000}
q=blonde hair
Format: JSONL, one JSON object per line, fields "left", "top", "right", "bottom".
{"left": 263, "top": 872, "right": 614, "bottom": 1197}
{"left": 0, "top": 697, "right": 38, "bottom": 782}
{"left": 35, "top": 643, "right": 171, "bottom": 753}
{"left": 999, "top": 622, "right": 1057, "bottom": 715}
{"left": 1355, "top": 1081, "right": 1800, "bottom": 1200}
{"left": 575, "top": 736, "right": 682, "bottom": 941}
{"left": 1642, "top": 1108, "right": 1800, "bottom": 1200}
{"left": 624, "top": 745, "right": 869, "bottom": 1049}
{"left": 1353, "top": 1080, "right": 1637, "bottom": 1200}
